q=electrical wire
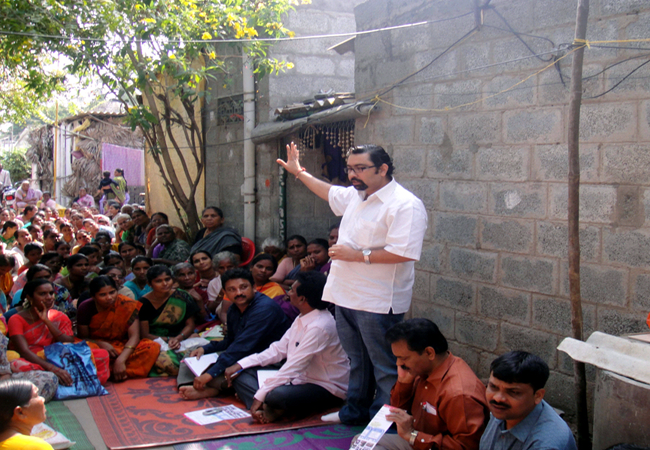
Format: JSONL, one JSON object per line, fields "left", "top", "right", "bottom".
{"left": 585, "top": 58, "right": 650, "bottom": 99}
{"left": 487, "top": 7, "right": 555, "bottom": 62}
{"left": 0, "top": 11, "right": 473, "bottom": 45}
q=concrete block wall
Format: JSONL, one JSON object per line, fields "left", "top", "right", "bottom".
{"left": 354, "top": 0, "right": 650, "bottom": 416}
{"left": 205, "top": 0, "right": 362, "bottom": 245}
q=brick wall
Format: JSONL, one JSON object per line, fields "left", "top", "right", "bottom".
{"left": 205, "top": 0, "right": 363, "bottom": 245}
{"left": 354, "top": 0, "right": 650, "bottom": 415}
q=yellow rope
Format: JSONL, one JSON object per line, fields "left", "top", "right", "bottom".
{"left": 374, "top": 45, "right": 585, "bottom": 113}
{"left": 574, "top": 38, "right": 650, "bottom": 47}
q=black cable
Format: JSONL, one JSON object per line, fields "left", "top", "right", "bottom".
{"left": 585, "top": 58, "right": 650, "bottom": 99}
{"left": 487, "top": 7, "right": 555, "bottom": 62}
{"left": 376, "top": 26, "right": 479, "bottom": 97}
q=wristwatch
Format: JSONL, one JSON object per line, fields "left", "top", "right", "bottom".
{"left": 409, "top": 429, "right": 419, "bottom": 446}
{"left": 362, "top": 249, "right": 372, "bottom": 264}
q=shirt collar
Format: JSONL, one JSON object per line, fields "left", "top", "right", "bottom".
{"left": 297, "top": 308, "right": 323, "bottom": 326}
{"left": 357, "top": 178, "right": 397, "bottom": 203}
{"left": 497, "top": 400, "right": 545, "bottom": 442}
{"left": 425, "top": 352, "right": 455, "bottom": 385}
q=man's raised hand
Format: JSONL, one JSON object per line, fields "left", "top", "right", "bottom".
{"left": 276, "top": 142, "right": 303, "bottom": 176}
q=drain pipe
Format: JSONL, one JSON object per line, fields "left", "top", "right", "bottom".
{"left": 242, "top": 48, "right": 256, "bottom": 240}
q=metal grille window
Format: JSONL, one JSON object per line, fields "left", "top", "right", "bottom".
{"left": 216, "top": 95, "right": 244, "bottom": 125}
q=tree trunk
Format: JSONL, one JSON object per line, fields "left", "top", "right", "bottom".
{"left": 567, "top": 1, "right": 591, "bottom": 449}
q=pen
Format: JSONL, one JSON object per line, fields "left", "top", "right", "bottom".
{"left": 229, "top": 368, "right": 244, "bottom": 379}
{"left": 202, "top": 407, "right": 224, "bottom": 416}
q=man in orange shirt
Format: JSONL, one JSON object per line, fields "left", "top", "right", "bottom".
{"left": 379, "top": 319, "right": 489, "bottom": 450}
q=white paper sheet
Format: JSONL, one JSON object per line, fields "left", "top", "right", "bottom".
{"left": 184, "top": 405, "right": 250, "bottom": 426}
{"left": 349, "top": 404, "right": 394, "bottom": 450}
{"left": 154, "top": 337, "right": 210, "bottom": 353}
{"left": 257, "top": 369, "right": 280, "bottom": 388}
{"left": 201, "top": 326, "right": 224, "bottom": 339}
{"left": 183, "top": 353, "right": 219, "bottom": 377}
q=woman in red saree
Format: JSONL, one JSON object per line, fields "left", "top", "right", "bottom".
{"left": 7, "top": 279, "right": 110, "bottom": 385}
{"left": 77, "top": 276, "right": 160, "bottom": 381}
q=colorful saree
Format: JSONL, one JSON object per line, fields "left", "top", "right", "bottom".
{"left": 139, "top": 289, "right": 199, "bottom": 376}
{"left": 257, "top": 281, "right": 286, "bottom": 299}
{"left": 87, "top": 295, "right": 160, "bottom": 378}
{"left": 7, "top": 310, "right": 110, "bottom": 384}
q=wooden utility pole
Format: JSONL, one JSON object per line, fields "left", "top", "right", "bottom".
{"left": 567, "top": 0, "right": 591, "bottom": 449}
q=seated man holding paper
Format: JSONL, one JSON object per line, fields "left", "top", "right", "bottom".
{"left": 379, "top": 319, "right": 489, "bottom": 450}
{"left": 178, "top": 268, "right": 290, "bottom": 400}
{"left": 224, "top": 271, "right": 349, "bottom": 423}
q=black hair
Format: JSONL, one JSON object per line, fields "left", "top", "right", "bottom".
{"left": 131, "top": 255, "right": 153, "bottom": 268}
{"left": 26, "top": 264, "right": 52, "bottom": 281}
{"left": 89, "top": 275, "right": 117, "bottom": 296}
{"left": 133, "top": 244, "right": 146, "bottom": 255}
{"left": 250, "top": 252, "right": 278, "bottom": 272}
{"left": 202, "top": 206, "right": 223, "bottom": 218}
{"left": 190, "top": 249, "right": 212, "bottom": 265}
{"left": 103, "top": 170, "right": 111, "bottom": 177}
{"left": 65, "top": 253, "right": 89, "bottom": 270}
{"left": 328, "top": 222, "right": 340, "bottom": 232}
{"left": 43, "top": 228, "right": 58, "bottom": 240}
{"left": 118, "top": 242, "right": 136, "bottom": 253}
{"left": 103, "top": 253, "right": 124, "bottom": 266}
{"left": 151, "top": 212, "right": 169, "bottom": 221}
{"left": 349, "top": 144, "right": 394, "bottom": 179}
{"left": 0, "top": 254, "right": 16, "bottom": 268}
{"left": 39, "top": 252, "right": 62, "bottom": 265}
{"left": 489, "top": 351, "right": 550, "bottom": 392}
{"left": 53, "top": 240, "right": 70, "bottom": 252}
{"left": 221, "top": 268, "right": 254, "bottom": 288}
{"left": 385, "top": 318, "right": 448, "bottom": 354}
{"left": 23, "top": 279, "right": 53, "bottom": 300}
{"left": 0, "top": 379, "right": 35, "bottom": 432}
{"left": 286, "top": 234, "right": 307, "bottom": 246}
{"left": 94, "top": 232, "right": 112, "bottom": 243}
{"left": 294, "top": 271, "right": 328, "bottom": 310}
{"left": 23, "top": 205, "right": 36, "bottom": 214}
{"left": 307, "top": 238, "right": 329, "bottom": 251}
{"left": 24, "top": 243, "right": 43, "bottom": 256}
{"left": 78, "top": 246, "right": 100, "bottom": 257}
{"left": 1, "top": 220, "right": 17, "bottom": 233}
{"left": 131, "top": 209, "right": 148, "bottom": 218}
{"left": 99, "top": 266, "right": 124, "bottom": 277}
{"left": 146, "top": 264, "right": 173, "bottom": 283}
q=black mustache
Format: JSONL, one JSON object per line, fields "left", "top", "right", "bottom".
{"left": 489, "top": 401, "right": 509, "bottom": 409}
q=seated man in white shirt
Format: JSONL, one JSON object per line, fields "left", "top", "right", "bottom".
{"left": 224, "top": 271, "right": 349, "bottom": 424}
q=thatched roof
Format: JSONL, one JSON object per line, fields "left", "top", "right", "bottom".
{"left": 26, "top": 109, "right": 144, "bottom": 201}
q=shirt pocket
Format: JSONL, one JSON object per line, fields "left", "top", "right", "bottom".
{"left": 352, "top": 218, "right": 379, "bottom": 249}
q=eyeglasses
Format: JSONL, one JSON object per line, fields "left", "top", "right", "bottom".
{"left": 344, "top": 165, "right": 377, "bottom": 175}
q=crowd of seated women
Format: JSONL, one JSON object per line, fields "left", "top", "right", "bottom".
{"left": 0, "top": 199, "right": 342, "bottom": 415}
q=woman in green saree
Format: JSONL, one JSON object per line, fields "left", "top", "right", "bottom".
{"left": 138, "top": 265, "right": 199, "bottom": 376}
{"left": 111, "top": 168, "right": 128, "bottom": 205}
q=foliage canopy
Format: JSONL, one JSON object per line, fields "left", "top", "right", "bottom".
{"left": 0, "top": 0, "right": 305, "bottom": 233}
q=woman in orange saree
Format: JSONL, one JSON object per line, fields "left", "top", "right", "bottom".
{"left": 77, "top": 276, "right": 160, "bottom": 381}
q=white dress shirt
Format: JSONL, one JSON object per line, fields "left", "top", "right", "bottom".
{"left": 0, "top": 170, "right": 11, "bottom": 189}
{"left": 238, "top": 308, "right": 349, "bottom": 402}
{"left": 323, "top": 179, "right": 428, "bottom": 314}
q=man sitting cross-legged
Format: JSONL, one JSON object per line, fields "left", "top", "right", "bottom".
{"left": 178, "top": 268, "right": 290, "bottom": 400}
{"left": 224, "top": 271, "right": 350, "bottom": 423}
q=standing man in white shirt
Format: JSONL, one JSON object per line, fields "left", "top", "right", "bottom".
{"left": 224, "top": 271, "right": 349, "bottom": 424}
{"left": 0, "top": 163, "right": 11, "bottom": 190}
{"left": 277, "top": 143, "right": 428, "bottom": 425}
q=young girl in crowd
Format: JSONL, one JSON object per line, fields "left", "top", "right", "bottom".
{"left": 270, "top": 235, "right": 307, "bottom": 290}
{"left": 122, "top": 256, "right": 152, "bottom": 300}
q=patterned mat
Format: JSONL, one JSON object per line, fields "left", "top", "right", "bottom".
{"left": 174, "top": 424, "right": 363, "bottom": 450}
{"left": 87, "top": 377, "right": 336, "bottom": 450}
{"left": 45, "top": 401, "right": 95, "bottom": 450}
